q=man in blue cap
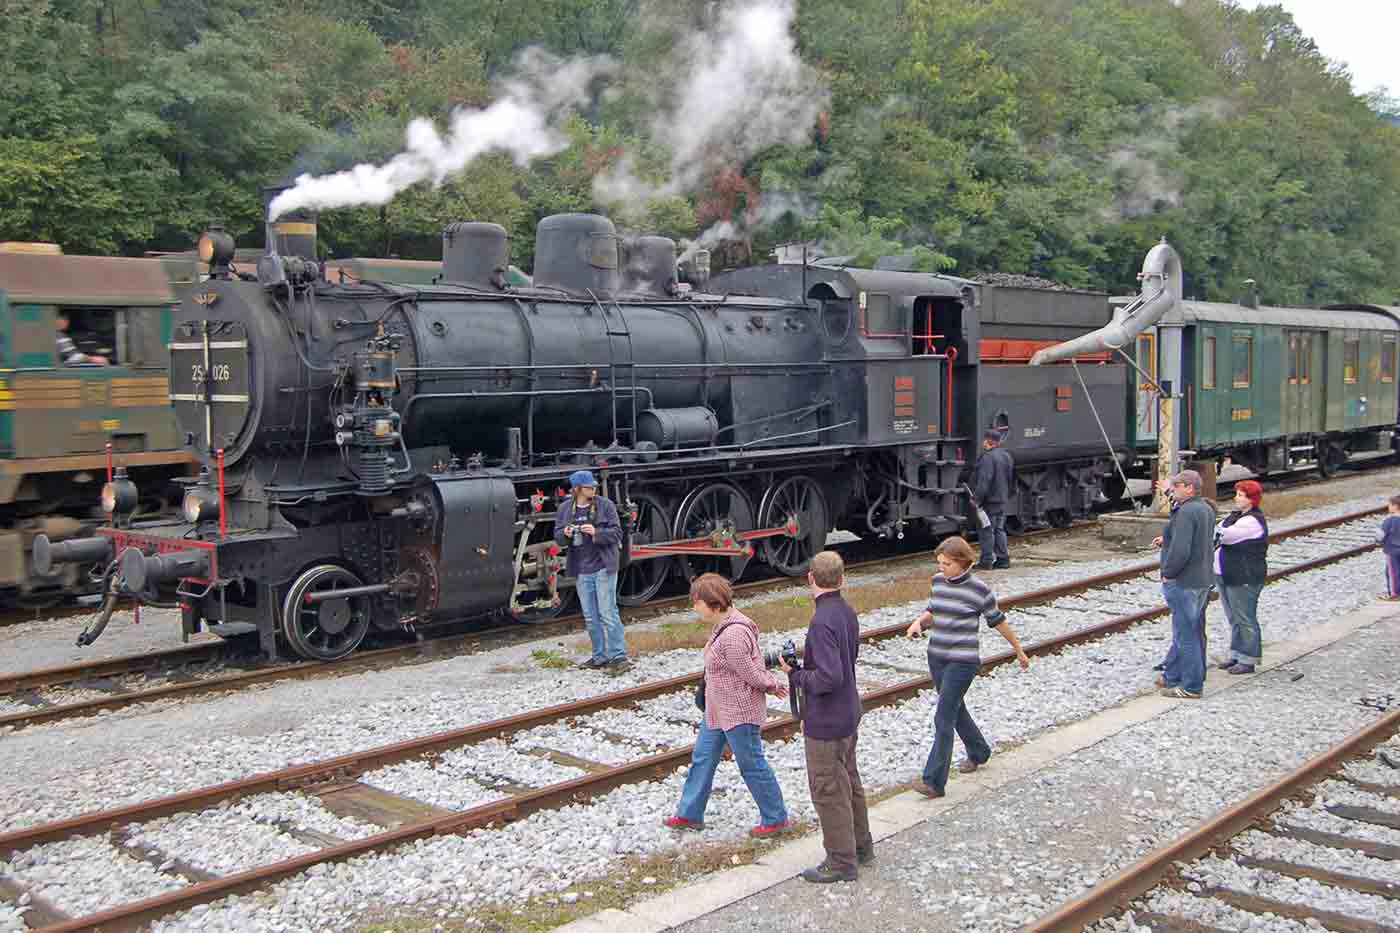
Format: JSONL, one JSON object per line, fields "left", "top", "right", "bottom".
{"left": 555, "top": 470, "right": 630, "bottom": 671}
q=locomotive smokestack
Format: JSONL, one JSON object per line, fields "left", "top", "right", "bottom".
{"left": 261, "top": 185, "right": 318, "bottom": 260}
{"left": 1029, "top": 238, "right": 1182, "bottom": 366}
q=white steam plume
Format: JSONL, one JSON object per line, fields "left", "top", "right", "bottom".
{"left": 593, "top": 0, "right": 828, "bottom": 206}
{"left": 1100, "top": 98, "right": 1236, "bottom": 222}
{"left": 268, "top": 51, "right": 611, "bottom": 220}
{"left": 677, "top": 190, "right": 820, "bottom": 263}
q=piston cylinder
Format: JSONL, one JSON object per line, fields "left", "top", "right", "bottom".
{"left": 635, "top": 407, "right": 719, "bottom": 449}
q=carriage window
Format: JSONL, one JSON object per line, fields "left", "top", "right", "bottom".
{"left": 1231, "top": 333, "right": 1252, "bottom": 388}
{"left": 1286, "top": 336, "right": 1297, "bottom": 385}
{"left": 1384, "top": 338, "right": 1396, "bottom": 384}
{"left": 1299, "top": 336, "right": 1311, "bottom": 385}
{"left": 1203, "top": 336, "right": 1216, "bottom": 389}
{"left": 1344, "top": 338, "right": 1360, "bottom": 384}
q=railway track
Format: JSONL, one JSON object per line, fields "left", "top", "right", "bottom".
{"left": 0, "top": 510, "right": 1386, "bottom": 931}
{"left": 1029, "top": 707, "right": 1400, "bottom": 933}
{"left": 0, "top": 516, "right": 1107, "bottom": 732}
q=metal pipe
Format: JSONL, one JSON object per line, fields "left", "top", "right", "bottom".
{"left": 1030, "top": 238, "right": 1182, "bottom": 366}
{"left": 217, "top": 448, "right": 226, "bottom": 538}
{"left": 303, "top": 583, "right": 391, "bottom": 604}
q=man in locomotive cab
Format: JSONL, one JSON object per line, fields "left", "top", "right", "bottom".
{"left": 555, "top": 470, "right": 631, "bottom": 672}
{"left": 972, "top": 430, "right": 1014, "bottom": 570}
{"left": 55, "top": 311, "right": 109, "bottom": 366}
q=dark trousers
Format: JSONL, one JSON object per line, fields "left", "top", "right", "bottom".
{"left": 1387, "top": 553, "right": 1400, "bottom": 598}
{"left": 922, "top": 658, "right": 990, "bottom": 793}
{"left": 979, "top": 512, "right": 1009, "bottom": 566}
{"left": 804, "top": 731, "right": 873, "bottom": 872}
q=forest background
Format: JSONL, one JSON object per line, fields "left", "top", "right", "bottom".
{"left": 2, "top": 0, "right": 1398, "bottom": 304}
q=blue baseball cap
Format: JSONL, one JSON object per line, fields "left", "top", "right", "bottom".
{"left": 568, "top": 469, "right": 598, "bottom": 489}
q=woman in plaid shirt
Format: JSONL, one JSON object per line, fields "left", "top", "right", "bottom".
{"left": 665, "top": 573, "right": 792, "bottom": 836}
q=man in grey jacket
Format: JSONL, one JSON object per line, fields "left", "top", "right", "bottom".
{"left": 1155, "top": 470, "right": 1215, "bottom": 698}
{"left": 972, "top": 430, "right": 1015, "bottom": 570}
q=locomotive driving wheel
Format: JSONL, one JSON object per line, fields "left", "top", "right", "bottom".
{"left": 618, "top": 492, "right": 672, "bottom": 607}
{"left": 758, "top": 476, "right": 829, "bottom": 577}
{"left": 281, "top": 565, "right": 373, "bottom": 661}
{"left": 673, "top": 482, "right": 754, "bottom": 582}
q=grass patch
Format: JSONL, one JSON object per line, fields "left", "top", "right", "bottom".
{"left": 354, "top": 826, "right": 813, "bottom": 933}
{"left": 529, "top": 649, "right": 573, "bottom": 670}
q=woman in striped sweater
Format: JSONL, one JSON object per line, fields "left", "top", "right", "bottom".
{"left": 905, "top": 536, "right": 1029, "bottom": 799}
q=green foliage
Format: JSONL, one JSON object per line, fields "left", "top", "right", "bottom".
{"left": 0, "top": 0, "right": 1396, "bottom": 307}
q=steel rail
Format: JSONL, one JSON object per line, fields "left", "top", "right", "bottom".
{"left": 1026, "top": 708, "right": 1400, "bottom": 933}
{"left": 15, "top": 529, "right": 1385, "bottom": 932}
{"left": 0, "top": 515, "right": 1106, "bottom": 729}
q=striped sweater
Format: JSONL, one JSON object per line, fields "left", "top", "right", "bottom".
{"left": 921, "top": 570, "right": 1007, "bottom": 664}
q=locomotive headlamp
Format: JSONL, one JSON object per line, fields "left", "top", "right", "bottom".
{"left": 196, "top": 228, "right": 236, "bottom": 273}
{"left": 100, "top": 473, "right": 139, "bottom": 517}
{"left": 182, "top": 488, "right": 220, "bottom": 524}
{"left": 372, "top": 419, "right": 393, "bottom": 438}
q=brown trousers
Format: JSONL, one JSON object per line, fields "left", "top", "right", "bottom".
{"left": 803, "top": 730, "right": 873, "bottom": 872}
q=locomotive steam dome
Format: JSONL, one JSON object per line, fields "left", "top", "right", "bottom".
{"left": 533, "top": 213, "right": 620, "bottom": 295}
{"left": 623, "top": 235, "right": 679, "bottom": 296}
{"left": 442, "top": 221, "right": 508, "bottom": 287}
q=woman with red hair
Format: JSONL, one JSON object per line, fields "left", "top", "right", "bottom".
{"left": 1214, "top": 480, "right": 1268, "bottom": 674}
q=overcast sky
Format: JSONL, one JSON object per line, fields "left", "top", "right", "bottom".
{"left": 1238, "top": 1, "right": 1398, "bottom": 97}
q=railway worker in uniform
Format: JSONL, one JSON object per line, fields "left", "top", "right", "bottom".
{"left": 555, "top": 470, "right": 630, "bottom": 672}
{"left": 665, "top": 573, "right": 792, "bottom": 837}
{"left": 905, "top": 536, "right": 1029, "bottom": 799}
{"left": 777, "top": 550, "right": 873, "bottom": 883}
{"left": 1154, "top": 470, "right": 1215, "bottom": 699}
{"left": 1214, "top": 480, "right": 1268, "bottom": 674}
{"left": 1378, "top": 495, "right": 1400, "bottom": 601}
{"left": 972, "top": 430, "right": 1014, "bottom": 570}
{"left": 55, "top": 312, "right": 108, "bottom": 366}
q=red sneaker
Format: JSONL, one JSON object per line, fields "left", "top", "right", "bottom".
{"left": 749, "top": 819, "right": 793, "bottom": 838}
{"left": 663, "top": 816, "right": 704, "bottom": 831}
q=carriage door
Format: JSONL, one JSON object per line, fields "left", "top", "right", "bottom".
{"left": 1284, "top": 331, "right": 1321, "bottom": 437}
{"left": 1135, "top": 330, "right": 1158, "bottom": 442}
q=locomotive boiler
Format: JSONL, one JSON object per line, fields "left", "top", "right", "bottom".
{"left": 35, "top": 207, "right": 1142, "bottom": 662}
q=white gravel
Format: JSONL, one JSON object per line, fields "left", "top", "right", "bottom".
{"left": 358, "top": 759, "right": 508, "bottom": 812}
{"left": 1314, "top": 780, "right": 1400, "bottom": 817}
{"left": 1233, "top": 829, "right": 1400, "bottom": 885}
{"left": 512, "top": 722, "right": 652, "bottom": 766}
{"left": 125, "top": 809, "right": 319, "bottom": 876}
{"left": 1186, "top": 856, "right": 1400, "bottom": 925}
{"left": 1, "top": 488, "right": 1393, "bottom": 932}
{"left": 579, "top": 707, "right": 700, "bottom": 751}
{"left": 0, "top": 901, "right": 29, "bottom": 933}
{"left": 1097, "top": 891, "right": 1321, "bottom": 931}
{"left": 1276, "top": 797, "right": 1400, "bottom": 847}
{"left": 1342, "top": 757, "right": 1400, "bottom": 787}
{"left": 139, "top": 528, "right": 1397, "bottom": 931}
{"left": 0, "top": 836, "right": 185, "bottom": 918}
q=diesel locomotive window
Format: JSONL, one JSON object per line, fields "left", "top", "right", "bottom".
{"left": 1202, "top": 336, "right": 1216, "bottom": 389}
{"left": 1231, "top": 333, "right": 1252, "bottom": 388}
{"left": 61, "top": 305, "right": 118, "bottom": 360}
{"left": 1344, "top": 338, "right": 1360, "bottom": 384}
{"left": 1383, "top": 337, "right": 1396, "bottom": 384}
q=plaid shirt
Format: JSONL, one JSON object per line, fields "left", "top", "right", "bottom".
{"left": 702, "top": 608, "right": 780, "bottom": 731}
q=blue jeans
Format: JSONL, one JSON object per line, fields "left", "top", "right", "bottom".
{"left": 676, "top": 722, "right": 788, "bottom": 826}
{"left": 979, "top": 513, "right": 1008, "bottom": 566}
{"left": 1161, "top": 582, "right": 1208, "bottom": 693}
{"left": 576, "top": 569, "right": 626, "bottom": 662}
{"left": 1217, "top": 577, "right": 1262, "bottom": 665}
{"left": 922, "top": 658, "right": 990, "bottom": 793}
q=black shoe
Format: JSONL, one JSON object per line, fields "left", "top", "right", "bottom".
{"left": 993, "top": 560, "right": 1011, "bottom": 569}
{"left": 856, "top": 846, "right": 875, "bottom": 866}
{"left": 605, "top": 657, "right": 633, "bottom": 673}
{"left": 578, "top": 657, "right": 606, "bottom": 670}
{"left": 1151, "top": 662, "right": 1166, "bottom": 672}
{"left": 800, "top": 860, "right": 857, "bottom": 883}
{"left": 1216, "top": 660, "right": 1236, "bottom": 671}
{"left": 1226, "top": 663, "right": 1255, "bottom": 675}
{"left": 976, "top": 562, "right": 995, "bottom": 571}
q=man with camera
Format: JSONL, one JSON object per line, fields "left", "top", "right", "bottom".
{"left": 554, "top": 470, "right": 630, "bottom": 672}
{"left": 779, "top": 550, "right": 872, "bottom": 883}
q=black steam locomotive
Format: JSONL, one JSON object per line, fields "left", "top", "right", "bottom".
{"left": 35, "top": 209, "right": 1131, "bottom": 661}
